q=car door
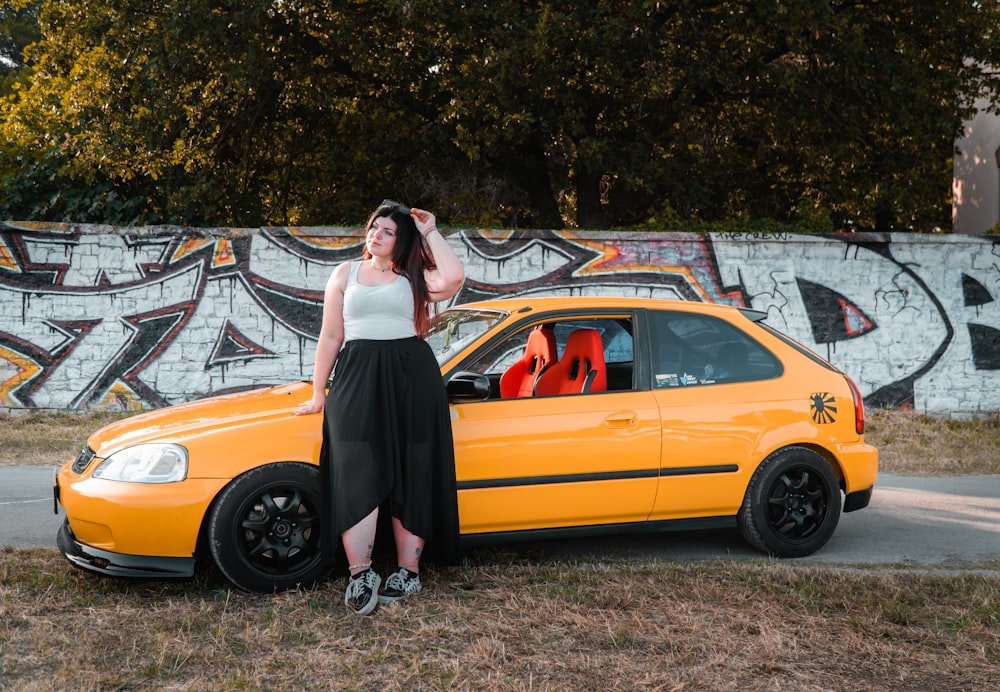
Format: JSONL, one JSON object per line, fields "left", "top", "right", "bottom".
{"left": 449, "top": 315, "right": 661, "bottom": 536}
{"left": 645, "top": 309, "right": 785, "bottom": 521}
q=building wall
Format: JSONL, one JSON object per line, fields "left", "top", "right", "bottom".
{"left": 954, "top": 99, "right": 1000, "bottom": 234}
{"left": 2, "top": 222, "right": 999, "bottom": 416}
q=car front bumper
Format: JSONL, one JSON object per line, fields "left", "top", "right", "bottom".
{"left": 57, "top": 519, "right": 195, "bottom": 580}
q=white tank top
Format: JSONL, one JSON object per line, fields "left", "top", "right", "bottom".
{"left": 342, "top": 261, "right": 417, "bottom": 341}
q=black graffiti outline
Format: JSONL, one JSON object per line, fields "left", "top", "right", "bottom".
{"left": 0, "top": 252, "right": 206, "bottom": 409}
{"left": 455, "top": 230, "right": 745, "bottom": 306}
{"left": 838, "top": 236, "right": 955, "bottom": 409}
{"left": 0, "top": 225, "right": 979, "bottom": 412}
{"left": 71, "top": 301, "right": 198, "bottom": 409}
{"left": 0, "top": 225, "right": 79, "bottom": 287}
{"left": 0, "top": 319, "right": 126, "bottom": 407}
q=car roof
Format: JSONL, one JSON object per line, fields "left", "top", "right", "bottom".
{"left": 451, "top": 295, "right": 757, "bottom": 319}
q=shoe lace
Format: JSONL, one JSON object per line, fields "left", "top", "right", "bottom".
{"left": 385, "top": 571, "right": 406, "bottom": 591}
{"left": 349, "top": 571, "right": 377, "bottom": 599}
{"left": 385, "top": 569, "right": 418, "bottom": 594}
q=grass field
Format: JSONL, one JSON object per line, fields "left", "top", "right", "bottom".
{"left": 2, "top": 547, "right": 998, "bottom": 689}
{"left": 1, "top": 408, "right": 998, "bottom": 689}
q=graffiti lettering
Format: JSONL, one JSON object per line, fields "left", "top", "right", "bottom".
{"left": 1, "top": 223, "right": 998, "bottom": 416}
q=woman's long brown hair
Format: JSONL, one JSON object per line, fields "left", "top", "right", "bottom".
{"left": 361, "top": 204, "right": 438, "bottom": 336}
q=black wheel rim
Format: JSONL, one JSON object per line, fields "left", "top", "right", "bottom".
{"left": 234, "top": 485, "right": 321, "bottom": 577}
{"left": 764, "top": 467, "right": 830, "bottom": 540}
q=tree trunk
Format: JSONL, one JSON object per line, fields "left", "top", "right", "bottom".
{"left": 506, "top": 128, "right": 563, "bottom": 229}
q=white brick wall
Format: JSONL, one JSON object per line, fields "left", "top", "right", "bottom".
{"left": 1, "top": 224, "right": 998, "bottom": 416}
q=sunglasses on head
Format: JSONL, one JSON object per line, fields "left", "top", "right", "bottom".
{"left": 381, "top": 199, "right": 412, "bottom": 215}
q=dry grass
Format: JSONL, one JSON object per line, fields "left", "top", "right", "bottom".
{"left": 0, "top": 411, "right": 127, "bottom": 467}
{"left": 3, "top": 409, "right": 999, "bottom": 688}
{"left": 1, "top": 548, "right": 998, "bottom": 690}
{"left": 868, "top": 408, "right": 1000, "bottom": 476}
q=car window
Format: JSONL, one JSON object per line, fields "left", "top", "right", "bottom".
{"left": 427, "top": 308, "right": 509, "bottom": 365}
{"left": 649, "top": 310, "right": 781, "bottom": 388}
{"left": 462, "top": 316, "right": 635, "bottom": 396}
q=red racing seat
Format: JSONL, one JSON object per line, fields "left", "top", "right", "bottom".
{"left": 499, "top": 325, "right": 558, "bottom": 398}
{"left": 534, "top": 328, "right": 607, "bottom": 396}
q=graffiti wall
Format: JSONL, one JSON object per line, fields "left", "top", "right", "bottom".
{"left": 1, "top": 222, "right": 998, "bottom": 416}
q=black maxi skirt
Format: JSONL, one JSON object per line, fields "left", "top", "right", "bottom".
{"left": 319, "top": 337, "right": 460, "bottom": 566}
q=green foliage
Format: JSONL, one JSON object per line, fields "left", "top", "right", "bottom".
{"left": 0, "top": 2, "right": 40, "bottom": 81}
{"left": 625, "top": 212, "right": 834, "bottom": 236}
{"left": 0, "top": 0, "right": 998, "bottom": 229}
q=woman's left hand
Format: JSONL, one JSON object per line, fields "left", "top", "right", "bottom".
{"left": 293, "top": 398, "right": 324, "bottom": 415}
{"left": 411, "top": 208, "right": 436, "bottom": 237}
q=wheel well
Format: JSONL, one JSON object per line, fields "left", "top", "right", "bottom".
{"left": 192, "top": 460, "right": 319, "bottom": 567}
{"left": 778, "top": 443, "right": 846, "bottom": 491}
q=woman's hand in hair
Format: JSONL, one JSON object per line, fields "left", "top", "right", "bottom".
{"left": 411, "top": 208, "right": 438, "bottom": 238}
{"left": 415, "top": 207, "right": 465, "bottom": 301}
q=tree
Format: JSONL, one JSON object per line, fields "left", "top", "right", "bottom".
{"left": 0, "top": 2, "right": 40, "bottom": 80}
{"left": 0, "top": 0, "right": 449, "bottom": 225}
{"left": 432, "top": 0, "right": 1000, "bottom": 230}
{"left": 1, "top": 0, "right": 998, "bottom": 230}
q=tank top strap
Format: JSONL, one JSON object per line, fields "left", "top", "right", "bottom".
{"left": 346, "top": 260, "right": 361, "bottom": 287}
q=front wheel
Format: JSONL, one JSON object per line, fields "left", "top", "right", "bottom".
{"left": 208, "top": 462, "right": 330, "bottom": 592}
{"left": 738, "top": 447, "right": 842, "bottom": 557}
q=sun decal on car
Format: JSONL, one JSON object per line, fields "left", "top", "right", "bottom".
{"left": 810, "top": 393, "right": 838, "bottom": 424}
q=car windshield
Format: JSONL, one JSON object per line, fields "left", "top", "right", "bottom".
{"left": 426, "top": 307, "right": 509, "bottom": 365}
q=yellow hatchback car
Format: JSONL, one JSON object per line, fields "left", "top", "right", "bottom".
{"left": 55, "top": 296, "right": 878, "bottom": 592}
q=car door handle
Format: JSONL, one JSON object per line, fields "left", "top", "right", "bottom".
{"left": 604, "top": 411, "right": 638, "bottom": 429}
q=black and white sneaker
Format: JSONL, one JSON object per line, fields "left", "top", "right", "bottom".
{"left": 344, "top": 569, "right": 381, "bottom": 616}
{"left": 378, "top": 567, "right": 422, "bottom": 604}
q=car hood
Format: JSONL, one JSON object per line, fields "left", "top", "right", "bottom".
{"left": 86, "top": 382, "right": 313, "bottom": 458}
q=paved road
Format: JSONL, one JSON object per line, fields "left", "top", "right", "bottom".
{"left": 1, "top": 466, "right": 62, "bottom": 549}
{"left": 4, "top": 466, "right": 999, "bottom": 568}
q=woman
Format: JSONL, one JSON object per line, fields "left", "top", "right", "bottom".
{"left": 295, "top": 200, "right": 465, "bottom": 615}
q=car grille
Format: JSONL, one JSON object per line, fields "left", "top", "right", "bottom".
{"left": 72, "top": 445, "right": 97, "bottom": 473}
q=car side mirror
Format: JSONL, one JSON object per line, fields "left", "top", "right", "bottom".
{"left": 447, "top": 371, "right": 491, "bottom": 402}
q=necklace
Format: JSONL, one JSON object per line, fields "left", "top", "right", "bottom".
{"left": 370, "top": 260, "right": 391, "bottom": 272}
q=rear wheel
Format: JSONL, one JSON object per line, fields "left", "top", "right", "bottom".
{"left": 738, "top": 447, "right": 841, "bottom": 557}
{"left": 208, "top": 462, "right": 330, "bottom": 592}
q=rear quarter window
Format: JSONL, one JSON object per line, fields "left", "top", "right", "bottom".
{"left": 754, "top": 321, "right": 841, "bottom": 373}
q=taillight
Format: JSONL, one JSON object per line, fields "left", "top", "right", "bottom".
{"left": 845, "top": 375, "right": 865, "bottom": 435}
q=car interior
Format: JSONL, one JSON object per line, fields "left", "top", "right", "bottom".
{"left": 498, "top": 325, "right": 558, "bottom": 397}
{"left": 533, "top": 327, "right": 607, "bottom": 396}
{"left": 457, "top": 310, "right": 781, "bottom": 399}
{"left": 468, "top": 317, "right": 635, "bottom": 399}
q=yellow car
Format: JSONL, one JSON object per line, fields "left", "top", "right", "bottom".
{"left": 55, "top": 297, "right": 878, "bottom": 592}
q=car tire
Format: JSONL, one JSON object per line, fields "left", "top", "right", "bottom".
{"left": 737, "top": 446, "right": 842, "bottom": 558}
{"left": 208, "top": 462, "right": 330, "bottom": 592}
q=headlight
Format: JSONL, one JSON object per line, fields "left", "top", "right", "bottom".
{"left": 92, "top": 444, "right": 188, "bottom": 484}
